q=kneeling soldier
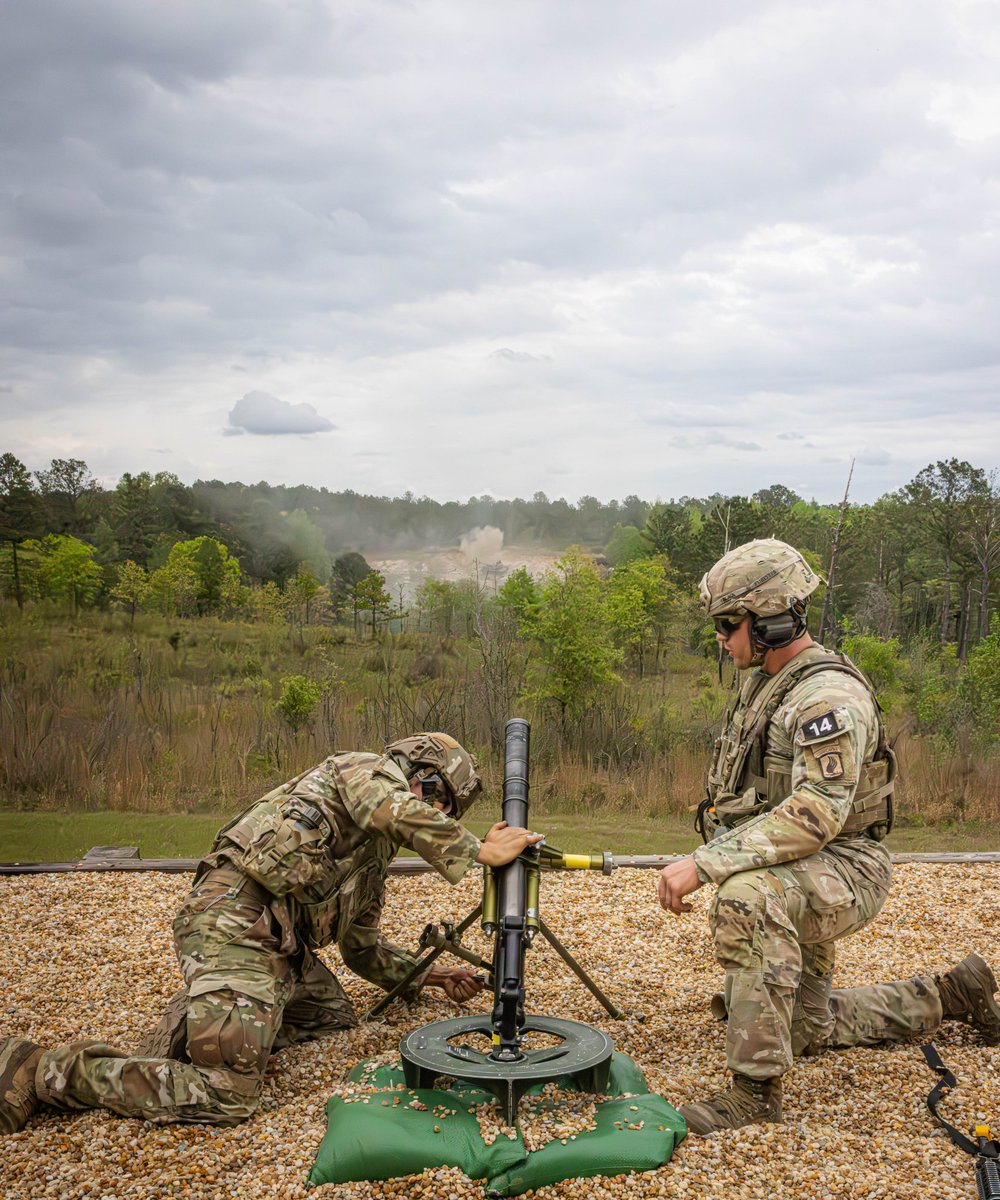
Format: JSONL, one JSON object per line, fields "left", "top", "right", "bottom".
{"left": 1, "top": 732, "right": 541, "bottom": 1130}
{"left": 657, "top": 539, "right": 1000, "bottom": 1134}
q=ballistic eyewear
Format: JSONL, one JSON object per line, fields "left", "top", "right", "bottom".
{"left": 713, "top": 614, "right": 746, "bottom": 636}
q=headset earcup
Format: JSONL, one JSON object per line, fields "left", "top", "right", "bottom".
{"left": 751, "top": 612, "right": 798, "bottom": 649}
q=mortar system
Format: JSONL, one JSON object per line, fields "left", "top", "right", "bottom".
{"left": 396, "top": 718, "right": 619, "bottom": 1124}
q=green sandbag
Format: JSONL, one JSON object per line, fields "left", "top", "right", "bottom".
{"left": 308, "top": 1069, "right": 526, "bottom": 1187}
{"left": 486, "top": 1093, "right": 686, "bottom": 1196}
{"left": 308, "top": 1052, "right": 686, "bottom": 1194}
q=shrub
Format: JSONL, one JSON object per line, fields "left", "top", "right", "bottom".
{"left": 276, "top": 674, "right": 323, "bottom": 732}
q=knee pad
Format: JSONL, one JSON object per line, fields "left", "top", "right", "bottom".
{"left": 186, "top": 990, "right": 274, "bottom": 1076}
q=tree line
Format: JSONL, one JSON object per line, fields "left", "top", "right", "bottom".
{"left": 1, "top": 452, "right": 999, "bottom": 654}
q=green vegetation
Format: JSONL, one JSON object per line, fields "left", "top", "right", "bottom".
{"left": 3, "top": 810, "right": 995, "bottom": 864}
{"left": 2, "top": 451, "right": 999, "bottom": 848}
{"left": 2, "top": 452, "right": 999, "bottom": 653}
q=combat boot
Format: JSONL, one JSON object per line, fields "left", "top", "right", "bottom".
{"left": 679, "top": 1072, "right": 782, "bottom": 1135}
{"left": 936, "top": 953, "right": 1000, "bottom": 1043}
{"left": 0, "top": 1036, "right": 44, "bottom": 1134}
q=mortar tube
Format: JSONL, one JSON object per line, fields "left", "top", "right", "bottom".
{"left": 492, "top": 717, "right": 530, "bottom": 1060}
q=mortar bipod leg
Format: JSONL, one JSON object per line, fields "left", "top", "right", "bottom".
{"left": 364, "top": 902, "right": 483, "bottom": 1021}
{"left": 537, "top": 917, "right": 623, "bottom": 1019}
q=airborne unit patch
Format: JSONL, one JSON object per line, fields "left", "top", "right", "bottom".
{"left": 817, "top": 751, "right": 845, "bottom": 779}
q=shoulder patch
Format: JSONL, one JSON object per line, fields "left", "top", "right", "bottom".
{"left": 798, "top": 710, "right": 841, "bottom": 742}
{"left": 816, "top": 749, "right": 846, "bottom": 779}
{"left": 793, "top": 699, "right": 853, "bottom": 746}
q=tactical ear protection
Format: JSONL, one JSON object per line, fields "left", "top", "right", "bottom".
{"left": 750, "top": 600, "right": 809, "bottom": 650}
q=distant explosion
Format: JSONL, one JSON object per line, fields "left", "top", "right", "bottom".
{"left": 459, "top": 525, "right": 504, "bottom": 565}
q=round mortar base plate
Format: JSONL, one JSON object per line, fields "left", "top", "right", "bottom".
{"left": 399, "top": 1014, "right": 614, "bottom": 1125}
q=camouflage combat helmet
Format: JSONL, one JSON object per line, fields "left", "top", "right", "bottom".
{"left": 386, "top": 732, "right": 482, "bottom": 817}
{"left": 700, "top": 538, "right": 820, "bottom": 619}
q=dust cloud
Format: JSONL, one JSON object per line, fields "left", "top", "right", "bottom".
{"left": 459, "top": 525, "right": 504, "bottom": 566}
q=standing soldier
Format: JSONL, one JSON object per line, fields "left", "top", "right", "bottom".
{"left": 1, "top": 732, "right": 541, "bottom": 1131}
{"left": 657, "top": 539, "right": 1000, "bottom": 1134}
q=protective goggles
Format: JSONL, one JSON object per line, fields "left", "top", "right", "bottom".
{"left": 712, "top": 614, "right": 747, "bottom": 636}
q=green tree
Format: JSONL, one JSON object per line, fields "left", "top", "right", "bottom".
{"left": 330, "top": 551, "right": 372, "bottom": 627}
{"left": 497, "top": 566, "right": 540, "bottom": 629}
{"left": 284, "top": 564, "right": 329, "bottom": 626}
{"left": 961, "top": 472, "right": 1000, "bottom": 645}
{"left": 160, "top": 537, "right": 241, "bottom": 615}
{"left": 0, "top": 452, "right": 40, "bottom": 608}
{"left": 417, "top": 578, "right": 461, "bottom": 635}
{"left": 641, "top": 503, "right": 702, "bottom": 581}
{"left": 110, "top": 560, "right": 151, "bottom": 623}
{"left": 353, "top": 570, "right": 394, "bottom": 638}
{"left": 30, "top": 534, "right": 102, "bottom": 613}
{"left": 248, "top": 580, "right": 286, "bottom": 624}
{"left": 605, "top": 523, "right": 652, "bottom": 567}
{"left": 954, "top": 614, "right": 1000, "bottom": 749}
{"left": 148, "top": 559, "right": 199, "bottom": 617}
{"left": 607, "top": 556, "right": 675, "bottom": 677}
{"left": 902, "top": 459, "right": 988, "bottom": 646}
{"left": 34, "top": 457, "right": 97, "bottom": 537}
{"left": 527, "top": 549, "right": 619, "bottom": 720}
{"left": 841, "top": 633, "right": 904, "bottom": 708}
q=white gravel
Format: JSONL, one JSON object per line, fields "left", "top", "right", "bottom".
{"left": 1, "top": 864, "right": 998, "bottom": 1199}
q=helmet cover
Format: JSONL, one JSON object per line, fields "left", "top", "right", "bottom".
{"left": 699, "top": 538, "right": 821, "bottom": 619}
{"left": 385, "top": 732, "right": 482, "bottom": 817}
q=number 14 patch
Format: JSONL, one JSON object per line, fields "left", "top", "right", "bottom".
{"left": 798, "top": 710, "right": 842, "bottom": 742}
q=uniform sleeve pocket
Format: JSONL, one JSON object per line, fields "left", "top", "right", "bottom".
{"left": 794, "top": 702, "right": 859, "bottom": 786}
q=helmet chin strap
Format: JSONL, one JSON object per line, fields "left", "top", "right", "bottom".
{"left": 747, "top": 645, "right": 768, "bottom": 668}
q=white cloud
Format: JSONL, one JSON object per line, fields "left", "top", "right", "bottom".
{"left": 227, "top": 391, "right": 335, "bottom": 436}
{"left": 488, "top": 348, "right": 553, "bottom": 363}
{"left": 1, "top": 0, "right": 998, "bottom": 502}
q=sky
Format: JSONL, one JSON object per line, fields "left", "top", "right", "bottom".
{"left": 2, "top": 0, "right": 999, "bottom": 506}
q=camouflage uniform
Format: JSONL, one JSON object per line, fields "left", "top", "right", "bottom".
{"left": 35, "top": 750, "right": 482, "bottom": 1125}
{"left": 693, "top": 646, "right": 905, "bottom": 1080}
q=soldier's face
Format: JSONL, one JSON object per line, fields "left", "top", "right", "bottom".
{"left": 412, "top": 777, "right": 456, "bottom": 817}
{"left": 716, "top": 614, "right": 754, "bottom": 668}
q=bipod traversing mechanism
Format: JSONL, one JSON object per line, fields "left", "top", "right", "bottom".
{"left": 388, "top": 718, "right": 618, "bottom": 1125}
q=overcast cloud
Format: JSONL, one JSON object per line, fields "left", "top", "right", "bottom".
{"left": 1, "top": 0, "right": 998, "bottom": 504}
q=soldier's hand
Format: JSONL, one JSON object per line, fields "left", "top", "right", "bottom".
{"left": 424, "top": 965, "right": 485, "bottom": 1003}
{"left": 657, "top": 856, "right": 705, "bottom": 915}
{"left": 475, "top": 821, "right": 544, "bottom": 867}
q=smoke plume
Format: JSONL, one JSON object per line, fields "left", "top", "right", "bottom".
{"left": 459, "top": 525, "right": 504, "bottom": 565}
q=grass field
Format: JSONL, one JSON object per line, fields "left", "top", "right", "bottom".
{"left": 1, "top": 809, "right": 996, "bottom": 863}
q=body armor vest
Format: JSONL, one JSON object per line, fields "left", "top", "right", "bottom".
{"left": 704, "top": 646, "right": 896, "bottom": 841}
{"left": 201, "top": 753, "right": 395, "bottom": 951}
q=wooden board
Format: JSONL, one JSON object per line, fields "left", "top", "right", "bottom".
{"left": 2, "top": 849, "right": 999, "bottom": 875}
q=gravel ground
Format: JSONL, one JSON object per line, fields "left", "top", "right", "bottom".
{"left": 1, "top": 864, "right": 998, "bottom": 1199}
